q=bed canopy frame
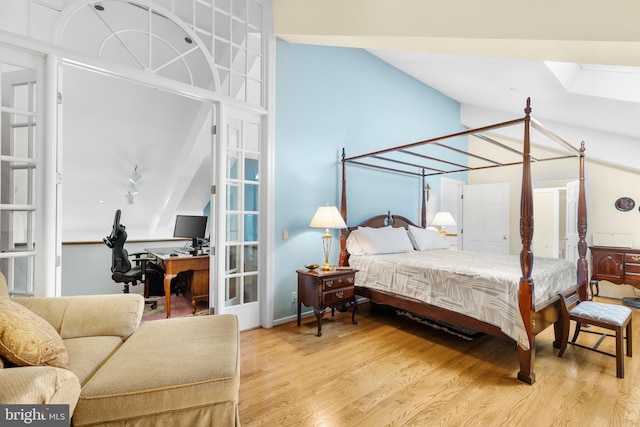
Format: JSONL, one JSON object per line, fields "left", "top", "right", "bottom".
{"left": 338, "top": 98, "right": 588, "bottom": 384}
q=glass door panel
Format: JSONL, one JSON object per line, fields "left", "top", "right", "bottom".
{"left": 0, "top": 55, "right": 40, "bottom": 296}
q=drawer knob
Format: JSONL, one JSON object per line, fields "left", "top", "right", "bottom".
{"left": 632, "top": 256, "right": 640, "bottom": 262}
{"left": 325, "top": 280, "right": 333, "bottom": 288}
{"left": 347, "top": 277, "right": 354, "bottom": 284}
{"left": 336, "top": 291, "right": 344, "bottom": 299}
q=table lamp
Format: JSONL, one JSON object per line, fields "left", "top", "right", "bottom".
{"left": 431, "top": 211, "right": 456, "bottom": 238}
{"left": 309, "top": 206, "right": 347, "bottom": 271}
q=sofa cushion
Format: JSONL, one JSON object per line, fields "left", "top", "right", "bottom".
{"left": 73, "top": 315, "right": 240, "bottom": 426}
{"left": 59, "top": 294, "right": 144, "bottom": 340}
{"left": 15, "top": 297, "right": 72, "bottom": 333}
{"left": 63, "top": 336, "right": 125, "bottom": 387}
{"left": 0, "top": 298, "right": 69, "bottom": 368}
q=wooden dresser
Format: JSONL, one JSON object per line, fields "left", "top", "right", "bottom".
{"left": 590, "top": 246, "right": 640, "bottom": 296}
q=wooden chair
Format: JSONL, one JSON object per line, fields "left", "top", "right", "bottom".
{"left": 557, "top": 287, "right": 632, "bottom": 378}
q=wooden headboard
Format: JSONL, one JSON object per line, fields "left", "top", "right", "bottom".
{"left": 347, "top": 211, "right": 420, "bottom": 232}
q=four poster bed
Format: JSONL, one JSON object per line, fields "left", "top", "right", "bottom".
{"left": 338, "top": 99, "right": 588, "bottom": 384}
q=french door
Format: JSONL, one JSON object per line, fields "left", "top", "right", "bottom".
{"left": 215, "top": 107, "right": 262, "bottom": 330}
{"left": 0, "top": 46, "right": 47, "bottom": 296}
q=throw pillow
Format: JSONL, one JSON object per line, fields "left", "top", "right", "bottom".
{"left": 0, "top": 298, "right": 69, "bottom": 368}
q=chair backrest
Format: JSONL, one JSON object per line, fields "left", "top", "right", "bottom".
{"left": 105, "top": 209, "right": 131, "bottom": 274}
{"left": 558, "top": 286, "right": 582, "bottom": 313}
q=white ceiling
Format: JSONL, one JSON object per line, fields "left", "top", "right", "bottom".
{"left": 368, "top": 50, "right": 640, "bottom": 141}
{"left": 273, "top": 0, "right": 640, "bottom": 173}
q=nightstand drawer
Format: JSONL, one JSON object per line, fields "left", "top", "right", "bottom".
{"left": 323, "top": 286, "right": 355, "bottom": 305}
{"left": 625, "top": 254, "right": 640, "bottom": 265}
{"left": 321, "top": 275, "right": 355, "bottom": 290}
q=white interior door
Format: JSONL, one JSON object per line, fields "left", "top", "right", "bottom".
{"left": 533, "top": 189, "right": 559, "bottom": 258}
{"left": 462, "top": 183, "right": 510, "bottom": 253}
{"left": 565, "top": 180, "right": 579, "bottom": 263}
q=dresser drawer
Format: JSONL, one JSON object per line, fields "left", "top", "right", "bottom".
{"left": 626, "top": 263, "right": 640, "bottom": 274}
{"left": 321, "top": 274, "right": 355, "bottom": 291}
{"left": 625, "top": 272, "right": 640, "bottom": 285}
{"left": 625, "top": 253, "right": 640, "bottom": 265}
{"left": 323, "top": 286, "right": 355, "bottom": 305}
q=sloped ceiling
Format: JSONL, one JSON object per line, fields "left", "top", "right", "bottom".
{"left": 273, "top": 0, "right": 640, "bottom": 173}
{"left": 62, "top": 65, "right": 211, "bottom": 241}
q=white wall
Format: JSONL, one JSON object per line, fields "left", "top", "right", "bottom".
{"left": 61, "top": 239, "right": 180, "bottom": 296}
{"left": 468, "top": 135, "right": 640, "bottom": 299}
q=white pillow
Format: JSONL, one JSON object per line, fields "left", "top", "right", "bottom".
{"left": 345, "top": 230, "right": 365, "bottom": 256}
{"left": 357, "top": 226, "right": 415, "bottom": 255}
{"left": 408, "top": 225, "right": 450, "bottom": 250}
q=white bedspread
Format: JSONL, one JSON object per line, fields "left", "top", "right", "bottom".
{"left": 349, "top": 250, "right": 576, "bottom": 349}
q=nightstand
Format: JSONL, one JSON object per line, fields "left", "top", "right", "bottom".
{"left": 296, "top": 268, "right": 358, "bottom": 336}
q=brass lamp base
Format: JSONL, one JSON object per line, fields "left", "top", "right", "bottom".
{"left": 438, "top": 227, "right": 447, "bottom": 238}
{"left": 321, "top": 230, "right": 333, "bottom": 271}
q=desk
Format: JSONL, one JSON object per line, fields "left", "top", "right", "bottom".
{"left": 146, "top": 248, "right": 210, "bottom": 318}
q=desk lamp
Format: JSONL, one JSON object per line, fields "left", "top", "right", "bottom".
{"left": 431, "top": 212, "right": 456, "bottom": 238}
{"left": 309, "top": 206, "right": 347, "bottom": 271}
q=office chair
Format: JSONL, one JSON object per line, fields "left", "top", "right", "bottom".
{"left": 104, "top": 209, "right": 163, "bottom": 309}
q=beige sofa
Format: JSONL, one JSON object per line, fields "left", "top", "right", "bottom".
{"left": 0, "top": 275, "right": 240, "bottom": 426}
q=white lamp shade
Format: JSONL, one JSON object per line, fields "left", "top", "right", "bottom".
{"left": 431, "top": 211, "right": 456, "bottom": 227}
{"left": 309, "top": 206, "right": 347, "bottom": 229}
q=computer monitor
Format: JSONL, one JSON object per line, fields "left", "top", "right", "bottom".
{"left": 173, "top": 215, "right": 208, "bottom": 252}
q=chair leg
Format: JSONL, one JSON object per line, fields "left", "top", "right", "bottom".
{"left": 616, "top": 325, "right": 625, "bottom": 378}
{"left": 626, "top": 319, "right": 633, "bottom": 357}
{"left": 557, "top": 315, "right": 570, "bottom": 357}
{"left": 571, "top": 321, "right": 582, "bottom": 343}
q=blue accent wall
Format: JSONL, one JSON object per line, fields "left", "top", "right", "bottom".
{"left": 274, "top": 41, "right": 466, "bottom": 321}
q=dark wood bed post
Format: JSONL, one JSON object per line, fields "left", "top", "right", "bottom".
{"left": 577, "top": 142, "right": 588, "bottom": 300}
{"left": 517, "top": 98, "right": 536, "bottom": 385}
{"left": 340, "top": 148, "right": 348, "bottom": 267}
{"left": 421, "top": 170, "right": 427, "bottom": 228}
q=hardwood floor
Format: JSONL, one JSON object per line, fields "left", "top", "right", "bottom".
{"left": 239, "top": 299, "right": 640, "bottom": 426}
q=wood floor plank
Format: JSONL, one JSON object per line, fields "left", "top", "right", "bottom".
{"left": 239, "top": 300, "right": 640, "bottom": 426}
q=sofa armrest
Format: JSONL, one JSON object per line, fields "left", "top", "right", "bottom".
{"left": 0, "top": 366, "right": 81, "bottom": 413}
{"left": 16, "top": 294, "right": 144, "bottom": 340}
